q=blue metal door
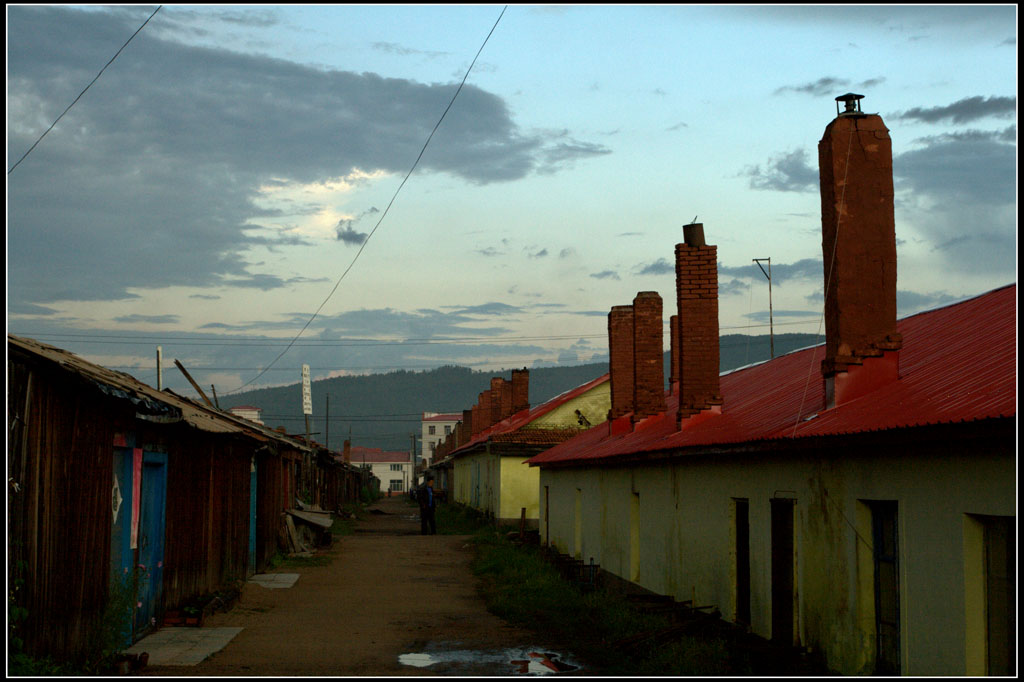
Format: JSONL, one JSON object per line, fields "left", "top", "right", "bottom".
{"left": 248, "top": 456, "right": 258, "bottom": 575}
{"left": 110, "top": 445, "right": 136, "bottom": 647}
{"left": 135, "top": 452, "right": 167, "bottom": 637}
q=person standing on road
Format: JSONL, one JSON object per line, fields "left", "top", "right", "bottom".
{"left": 419, "top": 474, "right": 437, "bottom": 535}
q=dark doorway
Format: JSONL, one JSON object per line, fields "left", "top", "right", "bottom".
{"left": 734, "top": 498, "right": 751, "bottom": 625}
{"left": 770, "top": 498, "right": 795, "bottom": 645}
{"left": 983, "top": 516, "right": 1015, "bottom": 676}
{"left": 870, "top": 501, "right": 899, "bottom": 675}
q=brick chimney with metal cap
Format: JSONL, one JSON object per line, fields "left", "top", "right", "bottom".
{"left": 819, "top": 94, "right": 902, "bottom": 408}
{"left": 676, "top": 222, "right": 723, "bottom": 424}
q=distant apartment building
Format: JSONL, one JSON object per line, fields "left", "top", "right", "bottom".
{"left": 228, "top": 405, "right": 264, "bottom": 425}
{"left": 420, "top": 412, "right": 461, "bottom": 467}
{"left": 350, "top": 446, "right": 413, "bottom": 494}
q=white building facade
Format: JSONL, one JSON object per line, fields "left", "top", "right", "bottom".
{"left": 420, "top": 412, "right": 461, "bottom": 467}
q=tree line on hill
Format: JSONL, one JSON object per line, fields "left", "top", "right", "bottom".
{"left": 219, "top": 333, "right": 820, "bottom": 454}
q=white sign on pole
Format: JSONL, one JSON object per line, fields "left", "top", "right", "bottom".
{"left": 301, "top": 364, "right": 312, "bottom": 415}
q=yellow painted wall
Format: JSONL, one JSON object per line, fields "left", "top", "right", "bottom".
{"left": 453, "top": 448, "right": 539, "bottom": 524}
{"left": 498, "top": 455, "right": 540, "bottom": 523}
{"left": 539, "top": 441, "right": 1014, "bottom": 676}
{"left": 523, "top": 381, "right": 610, "bottom": 430}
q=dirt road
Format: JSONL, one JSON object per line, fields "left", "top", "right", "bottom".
{"left": 144, "top": 496, "right": 578, "bottom": 676}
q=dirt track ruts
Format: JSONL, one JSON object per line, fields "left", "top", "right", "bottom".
{"left": 143, "top": 495, "right": 549, "bottom": 676}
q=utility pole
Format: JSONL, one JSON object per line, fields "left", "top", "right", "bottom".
{"left": 156, "top": 346, "right": 163, "bottom": 390}
{"left": 325, "top": 393, "right": 330, "bottom": 451}
{"left": 753, "top": 257, "right": 775, "bottom": 359}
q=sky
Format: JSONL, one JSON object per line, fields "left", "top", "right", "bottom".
{"left": 6, "top": 4, "right": 1018, "bottom": 404}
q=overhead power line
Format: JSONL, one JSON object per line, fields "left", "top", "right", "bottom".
{"left": 8, "top": 5, "right": 162, "bottom": 175}
{"left": 228, "top": 5, "right": 510, "bottom": 395}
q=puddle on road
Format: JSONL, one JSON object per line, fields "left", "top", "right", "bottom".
{"left": 399, "top": 646, "right": 580, "bottom": 675}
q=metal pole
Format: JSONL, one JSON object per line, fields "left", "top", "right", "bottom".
{"left": 753, "top": 258, "right": 775, "bottom": 359}
{"left": 156, "top": 346, "right": 163, "bottom": 390}
{"left": 325, "top": 393, "right": 330, "bottom": 451}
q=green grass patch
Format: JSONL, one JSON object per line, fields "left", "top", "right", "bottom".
{"left": 468, "top": 533, "right": 767, "bottom": 676}
{"left": 435, "top": 501, "right": 493, "bottom": 535}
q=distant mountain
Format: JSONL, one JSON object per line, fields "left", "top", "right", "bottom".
{"left": 219, "top": 333, "right": 820, "bottom": 454}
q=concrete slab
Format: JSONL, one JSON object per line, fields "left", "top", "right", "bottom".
{"left": 248, "top": 572, "right": 300, "bottom": 589}
{"left": 124, "top": 627, "right": 243, "bottom": 666}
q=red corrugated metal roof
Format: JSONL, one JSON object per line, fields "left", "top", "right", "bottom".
{"left": 530, "top": 284, "right": 1016, "bottom": 467}
{"left": 350, "top": 446, "right": 410, "bottom": 463}
{"left": 449, "top": 373, "right": 610, "bottom": 457}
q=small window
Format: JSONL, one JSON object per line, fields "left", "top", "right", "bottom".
{"left": 428, "top": 425, "right": 436, "bottom": 435}
{"left": 444, "top": 425, "right": 451, "bottom": 435}
{"left": 390, "top": 463, "right": 403, "bottom": 471}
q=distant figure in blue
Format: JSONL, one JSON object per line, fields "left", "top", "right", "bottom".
{"left": 419, "top": 474, "right": 437, "bottom": 535}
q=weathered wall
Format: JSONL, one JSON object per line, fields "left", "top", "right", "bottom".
{"left": 497, "top": 455, "right": 540, "bottom": 524}
{"left": 539, "top": 430, "right": 1014, "bottom": 675}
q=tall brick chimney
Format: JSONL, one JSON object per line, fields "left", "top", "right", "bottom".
{"left": 676, "top": 223, "right": 722, "bottom": 423}
{"left": 471, "top": 401, "right": 482, "bottom": 436}
{"left": 343, "top": 439, "right": 351, "bottom": 464}
{"left": 608, "top": 304, "right": 635, "bottom": 419}
{"left": 819, "top": 94, "right": 902, "bottom": 407}
{"left": 499, "top": 378, "right": 513, "bottom": 419}
{"left": 490, "top": 377, "right": 504, "bottom": 424}
{"left": 633, "top": 292, "right": 666, "bottom": 420}
{"left": 511, "top": 368, "right": 530, "bottom": 414}
{"left": 479, "top": 390, "right": 493, "bottom": 430}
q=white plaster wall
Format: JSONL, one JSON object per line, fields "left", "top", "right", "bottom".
{"left": 538, "top": 438, "right": 1014, "bottom": 676}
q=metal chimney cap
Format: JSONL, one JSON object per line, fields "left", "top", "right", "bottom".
{"left": 835, "top": 93, "right": 865, "bottom": 117}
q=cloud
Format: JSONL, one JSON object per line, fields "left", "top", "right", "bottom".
{"left": 529, "top": 248, "right": 549, "bottom": 259}
{"left": 635, "top": 258, "right": 674, "bottom": 276}
{"left": 742, "top": 149, "right": 818, "bottom": 192}
{"left": 719, "top": 278, "right": 751, "bottom": 297}
{"left": 720, "top": 258, "right": 823, "bottom": 285}
{"left": 559, "top": 247, "right": 576, "bottom": 259}
{"left": 372, "top": 42, "right": 448, "bottom": 59}
{"left": 773, "top": 76, "right": 886, "bottom": 98}
{"left": 450, "top": 302, "right": 523, "bottom": 316}
{"left": 6, "top": 6, "right": 606, "bottom": 307}
{"left": 113, "top": 314, "right": 182, "bottom": 324}
{"left": 336, "top": 225, "right": 368, "bottom": 245}
{"left": 895, "top": 96, "right": 1016, "bottom": 124}
{"left": 774, "top": 77, "right": 850, "bottom": 97}
{"left": 893, "top": 128, "right": 1015, "bottom": 274}
{"left": 589, "top": 270, "right": 620, "bottom": 281}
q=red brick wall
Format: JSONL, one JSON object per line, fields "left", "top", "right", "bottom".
{"left": 461, "top": 409, "right": 473, "bottom": 446}
{"left": 479, "top": 390, "right": 492, "bottom": 430}
{"left": 608, "top": 304, "right": 635, "bottom": 419}
{"left": 818, "top": 114, "right": 902, "bottom": 376}
{"left": 490, "top": 377, "right": 504, "bottom": 425}
{"left": 633, "top": 292, "right": 666, "bottom": 419}
{"left": 471, "top": 403, "right": 482, "bottom": 436}
{"left": 676, "top": 226, "right": 722, "bottom": 420}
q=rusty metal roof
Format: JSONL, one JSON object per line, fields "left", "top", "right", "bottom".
{"left": 530, "top": 284, "right": 1016, "bottom": 467}
{"left": 8, "top": 334, "right": 313, "bottom": 450}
